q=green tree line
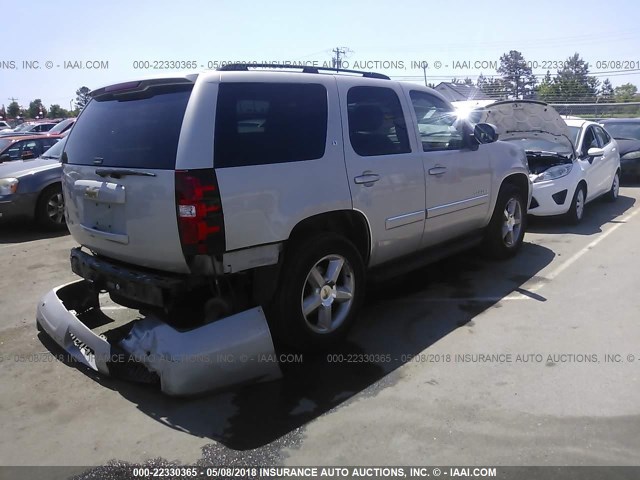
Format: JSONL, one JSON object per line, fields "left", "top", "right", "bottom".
{"left": 474, "top": 50, "right": 638, "bottom": 104}
{"left": 1, "top": 86, "right": 91, "bottom": 121}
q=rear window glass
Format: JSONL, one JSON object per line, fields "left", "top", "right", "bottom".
{"left": 48, "top": 118, "right": 74, "bottom": 134}
{"left": 42, "top": 138, "right": 65, "bottom": 159}
{"left": 214, "top": 83, "right": 328, "bottom": 168}
{"left": 64, "top": 84, "right": 192, "bottom": 169}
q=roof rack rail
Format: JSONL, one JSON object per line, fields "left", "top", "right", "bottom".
{"left": 217, "top": 63, "right": 390, "bottom": 80}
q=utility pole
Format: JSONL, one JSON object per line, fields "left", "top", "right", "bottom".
{"left": 8, "top": 97, "right": 18, "bottom": 104}
{"left": 332, "top": 47, "right": 350, "bottom": 71}
{"left": 421, "top": 62, "right": 428, "bottom": 86}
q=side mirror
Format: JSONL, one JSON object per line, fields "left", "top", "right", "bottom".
{"left": 0, "top": 154, "right": 10, "bottom": 163}
{"left": 474, "top": 123, "right": 499, "bottom": 145}
{"left": 587, "top": 147, "right": 604, "bottom": 157}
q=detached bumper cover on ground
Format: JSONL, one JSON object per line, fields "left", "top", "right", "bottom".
{"left": 36, "top": 280, "right": 282, "bottom": 395}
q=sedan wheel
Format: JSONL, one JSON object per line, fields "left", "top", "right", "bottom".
{"left": 36, "top": 184, "right": 67, "bottom": 230}
{"left": 566, "top": 185, "right": 586, "bottom": 225}
{"left": 606, "top": 172, "right": 619, "bottom": 202}
{"left": 575, "top": 189, "right": 585, "bottom": 220}
{"left": 46, "top": 192, "right": 65, "bottom": 225}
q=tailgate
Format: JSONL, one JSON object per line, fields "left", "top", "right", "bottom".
{"left": 62, "top": 80, "right": 193, "bottom": 273}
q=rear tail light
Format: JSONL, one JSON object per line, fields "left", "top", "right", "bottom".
{"left": 175, "top": 169, "right": 225, "bottom": 256}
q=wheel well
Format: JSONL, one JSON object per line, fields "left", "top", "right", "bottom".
{"left": 288, "top": 211, "right": 371, "bottom": 264}
{"left": 501, "top": 173, "right": 529, "bottom": 198}
{"left": 577, "top": 180, "right": 587, "bottom": 198}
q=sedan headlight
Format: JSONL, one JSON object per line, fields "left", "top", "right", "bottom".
{"left": 621, "top": 151, "right": 640, "bottom": 160}
{"left": 0, "top": 178, "right": 19, "bottom": 195}
{"left": 532, "top": 164, "right": 573, "bottom": 183}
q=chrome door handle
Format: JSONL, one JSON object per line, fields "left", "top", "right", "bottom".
{"left": 428, "top": 166, "right": 447, "bottom": 175}
{"left": 354, "top": 173, "right": 380, "bottom": 186}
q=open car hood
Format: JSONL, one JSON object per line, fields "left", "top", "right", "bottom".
{"left": 476, "top": 100, "right": 575, "bottom": 156}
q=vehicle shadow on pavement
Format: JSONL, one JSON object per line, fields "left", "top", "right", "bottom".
{"left": 0, "top": 219, "right": 69, "bottom": 243}
{"left": 40, "top": 241, "right": 555, "bottom": 451}
{"left": 527, "top": 194, "right": 636, "bottom": 236}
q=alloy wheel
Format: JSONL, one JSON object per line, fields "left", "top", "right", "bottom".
{"left": 501, "top": 197, "right": 522, "bottom": 248}
{"left": 46, "top": 192, "right": 65, "bottom": 225}
{"left": 301, "top": 254, "right": 355, "bottom": 334}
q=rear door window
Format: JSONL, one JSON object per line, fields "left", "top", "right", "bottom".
{"left": 64, "top": 84, "right": 192, "bottom": 169}
{"left": 214, "top": 83, "right": 328, "bottom": 168}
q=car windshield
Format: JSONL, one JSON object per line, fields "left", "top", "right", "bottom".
{"left": 568, "top": 126, "right": 581, "bottom": 146}
{"left": 48, "top": 119, "right": 73, "bottom": 134}
{"left": 65, "top": 84, "right": 192, "bottom": 169}
{"left": 503, "top": 137, "right": 573, "bottom": 156}
{"left": 602, "top": 122, "right": 640, "bottom": 141}
{"left": 0, "top": 139, "right": 11, "bottom": 152}
{"left": 40, "top": 138, "right": 64, "bottom": 159}
{"left": 12, "top": 123, "right": 31, "bottom": 132}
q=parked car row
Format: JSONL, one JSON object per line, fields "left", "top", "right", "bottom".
{"left": 0, "top": 118, "right": 76, "bottom": 137}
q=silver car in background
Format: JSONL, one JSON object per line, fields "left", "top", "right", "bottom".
{"left": 0, "top": 132, "right": 67, "bottom": 229}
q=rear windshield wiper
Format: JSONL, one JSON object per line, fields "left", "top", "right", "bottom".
{"left": 95, "top": 168, "right": 156, "bottom": 179}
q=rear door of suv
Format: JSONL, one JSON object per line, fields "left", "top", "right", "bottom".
{"left": 212, "top": 72, "right": 353, "bottom": 253}
{"left": 62, "top": 78, "right": 195, "bottom": 273}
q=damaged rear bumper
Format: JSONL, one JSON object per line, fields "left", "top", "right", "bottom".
{"left": 36, "top": 280, "right": 282, "bottom": 396}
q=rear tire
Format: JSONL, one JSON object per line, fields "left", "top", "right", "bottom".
{"left": 483, "top": 185, "right": 526, "bottom": 259}
{"left": 566, "top": 184, "right": 586, "bottom": 225}
{"left": 605, "top": 171, "right": 619, "bottom": 202}
{"left": 270, "top": 233, "right": 365, "bottom": 351}
{"left": 35, "top": 184, "right": 66, "bottom": 231}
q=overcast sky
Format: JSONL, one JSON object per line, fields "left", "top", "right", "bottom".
{"left": 1, "top": 0, "right": 639, "bottom": 108}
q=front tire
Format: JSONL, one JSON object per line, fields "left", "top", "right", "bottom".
{"left": 566, "top": 184, "right": 586, "bottom": 225}
{"left": 36, "top": 184, "right": 66, "bottom": 231}
{"left": 483, "top": 185, "right": 526, "bottom": 259}
{"left": 271, "top": 233, "right": 365, "bottom": 351}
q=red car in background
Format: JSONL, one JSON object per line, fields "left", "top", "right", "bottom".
{"left": 0, "top": 134, "right": 62, "bottom": 162}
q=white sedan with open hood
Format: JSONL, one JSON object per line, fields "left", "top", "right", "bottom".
{"left": 467, "top": 101, "right": 620, "bottom": 223}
